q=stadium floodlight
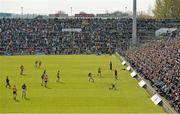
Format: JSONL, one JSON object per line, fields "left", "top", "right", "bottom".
{"left": 70, "top": 7, "right": 72, "bottom": 16}
{"left": 132, "top": 0, "right": 137, "bottom": 46}
{"left": 125, "top": 7, "right": 127, "bottom": 13}
{"left": 21, "top": 7, "right": 23, "bottom": 18}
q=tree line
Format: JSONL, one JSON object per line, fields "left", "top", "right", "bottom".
{"left": 153, "top": 0, "right": 180, "bottom": 19}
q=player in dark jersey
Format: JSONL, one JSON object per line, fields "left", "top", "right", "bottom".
{"left": 35, "top": 60, "right": 38, "bottom": 68}
{"left": 20, "top": 65, "right": 24, "bottom": 75}
{"left": 97, "top": 67, "right": 102, "bottom": 77}
{"left": 39, "top": 61, "right": 42, "bottom": 68}
{"left": 22, "top": 83, "right": 27, "bottom": 99}
{"left": 44, "top": 75, "right": 48, "bottom": 87}
{"left": 114, "top": 69, "right": 118, "bottom": 80}
{"left": 110, "top": 61, "right": 112, "bottom": 70}
{"left": 42, "top": 70, "right": 46, "bottom": 75}
{"left": 41, "top": 70, "right": 46, "bottom": 86}
{"left": 12, "top": 85, "right": 17, "bottom": 100}
{"left": 6, "top": 76, "right": 11, "bottom": 88}
{"left": 56, "top": 70, "right": 60, "bottom": 82}
{"left": 88, "top": 72, "right": 94, "bottom": 83}
{"left": 109, "top": 82, "right": 117, "bottom": 90}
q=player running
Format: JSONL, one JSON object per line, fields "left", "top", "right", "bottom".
{"left": 56, "top": 70, "right": 60, "bottom": 82}
{"left": 88, "top": 72, "right": 94, "bottom": 83}
{"left": 20, "top": 65, "right": 24, "bottom": 75}
{"left": 22, "top": 83, "right": 27, "bottom": 99}
{"left": 109, "top": 82, "right": 117, "bottom": 90}
{"left": 35, "top": 60, "right": 38, "bottom": 68}
{"left": 110, "top": 61, "right": 112, "bottom": 70}
{"left": 97, "top": 67, "right": 102, "bottom": 77}
{"left": 39, "top": 61, "right": 42, "bottom": 68}
{"left": 44, "top": 75, "right": 48, "bottom": 87}
{"left": 6, "top": 76, "right": 11, "bottom": 88}
{"left": 41, "top": 70, "right": 46, "bottom": 86}
{"left": 12, "top": 85, "right": 17, "bottom": 100}
{"left": 114, "top": 69, "right": 118, "bottom": 80}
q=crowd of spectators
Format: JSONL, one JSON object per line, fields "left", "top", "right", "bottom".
{"left": 0, "top": 18, "right": 127, "bottom": 54}
{"left": 123, "top": 36, "right": 180, "bottom": 112}
{"left": 0, "top": 18, "right": 179, "bottom": 55}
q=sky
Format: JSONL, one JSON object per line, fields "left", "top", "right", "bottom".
{"left": 0, "top": 0, "right": 156, "bottom": 15}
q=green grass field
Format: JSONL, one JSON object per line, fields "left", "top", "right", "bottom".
{"left": 0, "top": 55, "right": 165, "bottom": 113}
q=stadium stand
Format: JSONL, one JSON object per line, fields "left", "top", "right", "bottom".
{"left": 0, "top": 18, "right": 179, "bottom": 55}
{"left": 0, "top": 17, "right": 179, "bottom": 112}
{"left": 0, "top": 18, "right": 121, "bottom": 54}
{"left": 122, "top": 36, "right": 180, "bottom": 113}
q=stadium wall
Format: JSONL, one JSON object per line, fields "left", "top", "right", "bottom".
{"left": 115, "top": 52, "right": 177, "bottom": 114}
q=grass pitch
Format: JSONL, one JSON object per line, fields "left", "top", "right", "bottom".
{"left": 0, "top": 55, "right": 164, "bottom": 113}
